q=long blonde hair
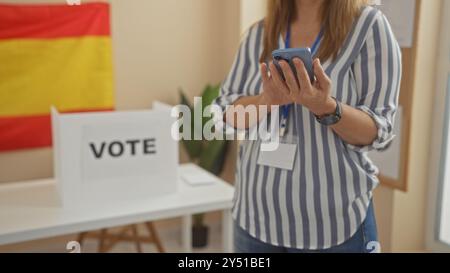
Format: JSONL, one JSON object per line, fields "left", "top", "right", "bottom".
{"left": 260, "top": 0, "right": 369, "bottom": 62}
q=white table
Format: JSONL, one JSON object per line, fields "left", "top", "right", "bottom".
{"left": 0, "top": 164, "right": 235, "bottom": 252}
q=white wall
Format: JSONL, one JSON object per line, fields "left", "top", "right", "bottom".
{"left": 240, "top": 0, "right": 266, "bottom": 33}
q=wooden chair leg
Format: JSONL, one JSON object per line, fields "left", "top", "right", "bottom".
{"left": 146, "top": 222, "right": 165, "bottom": 253}
{"left": 76, "top": 232, "right": 87, "bottom": 246}
{"left": 81, "top": 223, "right": 164, "bottom": 253}
{"left": 98, "top": 229, "right": 108, "bottom": 253}
{"left": 131, "top": 225, "right": 143, "bottom": 253}
{"left": 102, "top": 226, "right": 132, "bottom": 253}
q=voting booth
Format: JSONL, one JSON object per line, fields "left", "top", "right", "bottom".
{"left": 51, "top": 102, "right": 178, "bottom": 208}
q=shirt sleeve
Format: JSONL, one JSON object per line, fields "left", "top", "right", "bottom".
{"left": 348, "top": 11, "right": 402, "bottom": 152}
{"left": 213, "top": 22, "right": 262, "bottom": 135}
{"left": 214, "top": 22, "right": 261, "bottom": 112}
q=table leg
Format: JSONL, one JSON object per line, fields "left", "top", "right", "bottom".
{"left": 222, "top": 209, "right": 233, "bottom": 253}
{"left": 181, "top": 214, "right": 192, "bottom": 253}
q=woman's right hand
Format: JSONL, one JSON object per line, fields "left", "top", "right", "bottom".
{"left": 226, "top": 62, "right": 292, "bottom": 128}
{"left": 258, "top": 62, "right": 293, "bottom": 108}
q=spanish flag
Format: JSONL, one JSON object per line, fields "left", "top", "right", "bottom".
{"left": 0, "top": 3, "right": 114, "bottom": 152}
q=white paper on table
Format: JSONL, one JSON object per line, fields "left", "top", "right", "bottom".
{"left": 182, "top": 172, "right": 216, "bottom": 186}
{"left": 368, "top": 107, "right": 403, "bottom": 180}
{"left": 377, "top": 0, "right": 416, "bottom": 48}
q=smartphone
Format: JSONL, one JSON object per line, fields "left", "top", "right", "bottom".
{"left": 272, "top": 48, "right": 315, "bottom": 83}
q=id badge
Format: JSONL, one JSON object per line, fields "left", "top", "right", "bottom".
{"left": 257, "top": 142, "right": 297, "bottom": 171}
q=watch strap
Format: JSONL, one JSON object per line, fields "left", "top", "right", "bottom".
{"left": 315, "top": 98, "right": 342, "bottom": 126}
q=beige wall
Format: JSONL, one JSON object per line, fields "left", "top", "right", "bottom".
{"left": 0, "top": 0, "right": 241, "bottom": 183}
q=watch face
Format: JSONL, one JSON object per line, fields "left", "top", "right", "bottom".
{"left": 316, "top": 99, "right": 341, "bottom": 126}
{"left": 317, "top": 115, "right": 340, "bottom": 126}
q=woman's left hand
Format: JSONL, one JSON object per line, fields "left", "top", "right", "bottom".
{"left": 279, "top": 58, "right": 337, "bottom": 116}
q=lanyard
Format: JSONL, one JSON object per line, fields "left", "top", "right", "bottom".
{"left": 280, "top": 24, "right": 324, "bottom": 137}
{"left": 285, "top": 25, "right": 323, "bottom": 55}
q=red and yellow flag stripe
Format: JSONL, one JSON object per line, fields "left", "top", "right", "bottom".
{"left": 0, "top": 3, "right": 114, "bottom": 151}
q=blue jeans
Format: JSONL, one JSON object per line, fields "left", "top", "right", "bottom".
{"left": 234, "top": 201, "right": 379, "bottom": 253}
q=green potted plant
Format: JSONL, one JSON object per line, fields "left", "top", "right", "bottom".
{"left": 179, "top": 84, "right": 228, "bottom": 248}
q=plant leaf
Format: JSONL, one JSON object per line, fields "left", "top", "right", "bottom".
{"left": 182, "top": 139, "right": 203, "bottom": 159}
{"left": 179, "top": 89, "right": 202, "bottom": 159}
{"left": 198, "top": 139, "right": 228, "bottom": 175}
{"left": 200, "top": 84, "right": 221, "bottom": 129}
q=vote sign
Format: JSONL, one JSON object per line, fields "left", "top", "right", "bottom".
{"left": 51, "top": 102, "right": 178, "bottom": 208}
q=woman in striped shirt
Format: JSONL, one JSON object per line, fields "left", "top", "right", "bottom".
{"left": 215, "top": 0, "right": 401, "bottom": 253}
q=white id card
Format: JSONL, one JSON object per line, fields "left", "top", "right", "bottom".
{"left": 257, "top": 143, "right": 297, "bottom": 170}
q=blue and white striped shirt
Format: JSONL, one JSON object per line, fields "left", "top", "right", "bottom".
{"left": 215, "top": 6, "right": 401, "bottom": 249}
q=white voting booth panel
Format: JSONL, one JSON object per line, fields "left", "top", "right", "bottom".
{"left": 51, "top": 102, "right": 178, "bottom": 208}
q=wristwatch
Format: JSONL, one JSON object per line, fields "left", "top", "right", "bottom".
{"left": 315, "top": 97, "right": 342, "bottom": 126}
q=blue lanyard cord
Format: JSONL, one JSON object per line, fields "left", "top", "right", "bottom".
{"left": 310, "top": 28, "right": 324, "bottom": 55}
{"left": 285, "top": 23, "right": 292, "bottom": 49}
{"left": 285, "top": 23, "right": 324, "bottom": 54}
{"left": 280, "top": 24, "right": 324, "bottom": 134}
